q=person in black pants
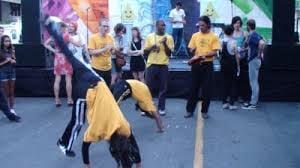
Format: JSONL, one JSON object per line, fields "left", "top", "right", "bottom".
{"left": 44, "top": 17, "right": 142, "bottom": 164}
{"left": 184, "top": 16, "right": 221, "bottom": 119}
{"left": 220, "top": 25, "right": 240, "bottom": 110}
{"left": 0, "top": 85, "right": 20, "bottom": 122}
{"left": 44, "top": 16, "right": 103, "bottom": 157}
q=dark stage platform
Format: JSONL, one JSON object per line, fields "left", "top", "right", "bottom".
{"left": 15, "top": 59, "right": 300, "bottom": 101}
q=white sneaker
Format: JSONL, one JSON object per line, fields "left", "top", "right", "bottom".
{"left": 222, "top": 103, "right": 229, "bottom": 109}
{"left": 159, "top": 110, "right": 166, "bottom": 116}
{"left": 141, "top": 112, "right": 146, "bottom": 116}
{"left": 57, "top": 140, "right": 66, "bottom": 155}
{"left": 10, "top": 109, "right": 17, "bottom": 115}
{"left": 229, "top": 105, "right": 238, "bottom": 110}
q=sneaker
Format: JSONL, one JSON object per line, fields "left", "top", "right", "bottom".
{"left": 65, "top": 150, "right": 76, "bottom": 157}
{"left": 159, "top": 110, "right": 166, "bottom": 116}
{"left": 57, "top": 139, "right": 66, "bottom": 154}
{"left": 243, "top": 102, "right": 250, "bottom": 106}
{"left": 141, "top": 112, "right": 146, "bottom": 116}
{"left": 229, "top": 105, "right": 238, "bottom": 110}
{"left": 222, "top": 103, "right": 229, "bottom": 109}
{"left": 201, "top": 113, "right": 209, "bottom": 119}
{"left": 10, "top": 109, "right": 17, "bottom": 115}
{"left": 184, "top": 112, "right": 193, "bottom": 118}
{"left": 8, "top": 115, "right": 21, "bottom": 122}
{"left": 242, "top": 104, "right": 257, "bottom": 110}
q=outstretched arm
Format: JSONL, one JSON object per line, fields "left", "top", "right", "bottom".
{"left": 82, "top": 141, "right": 92, "bottom": 168}
{"left": 152, "top": 111, "right": 164, "bottom": 133}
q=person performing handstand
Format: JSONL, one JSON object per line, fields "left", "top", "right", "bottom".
{"left": 44, "top": 16, "right": 153, "bottom": 167}
{"left": 111, "top": 79, "right": 164, "bottom": 132}
{"left": 44, "top": 16, "right": 142, "bottom": 168}
{"left": 82, "top": 81, "right": 141, "bottom": 168}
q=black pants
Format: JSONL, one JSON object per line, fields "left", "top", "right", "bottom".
{"left": 82, "top": 134, "right": 141, "bottom": 167}
{"left": 145, "top": 65, "right": 168, "bottom": 111}
{"left": 221, "top": 59, "right": 237, "bottom": 105}
{"left": 92, "top": 68, "right": 111, "bottom": 86}
{"left": 237, "top": 58, "right": 250, "bottom": 102}
{"left": 59, "top": 74, "right": 98, "bottom": 151}
{"left": 186, "top": 62, "right": 213, "bottom": 114}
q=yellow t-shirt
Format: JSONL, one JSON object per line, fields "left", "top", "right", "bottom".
{"left": 84, "top": 81, "right": 131, "bottom": 142}
{"left": 144, "top": 33, "right": 174, "bottom": 67}
{"left": 188, "top": 32, "right": 221, "bottom": 62}
{"left": 126, "top": 80, "right": 156, "bottom": 114}
{"left": 88, "top": 34, "right": 115, "bottom": 71}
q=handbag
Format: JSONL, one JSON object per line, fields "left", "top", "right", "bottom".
{"left": 115, "top": 49, "right": 126, "bottom": 67}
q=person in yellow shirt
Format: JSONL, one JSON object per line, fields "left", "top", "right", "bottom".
{"left": 43, "top": 16, "right": 141, "bottom": 168}
{"left": 88, "top": 19, "right": 115, "bottom": 86}
{"left": 82, "top": 81, "right": 141, "bottom": 168}
{"left": 111, "top": 79, "right": 164, "bottom": 132}
{"left": 144, "top": 20, "right": 174, "bottom": 116}
{"left": 185, "top": 16, "right": 221, "bottom": 119}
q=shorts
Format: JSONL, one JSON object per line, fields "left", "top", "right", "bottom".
{"left": 0, "top": 66, "right": 16, "bottom": 81}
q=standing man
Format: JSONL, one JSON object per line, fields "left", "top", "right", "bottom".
{"left": 169, "top": 1, "right": 186, "bottom": 57}
{"left": 144, "top": 20, "right": 174, "bottom": 116}
{"left": 242, "top": 19, "right": 265, "bottom": 110}
{"left": 184, "top": 16, "right": 221, "bottom": 119}
{"left": 88, "top": 19, "right": 115, "bottom": 86}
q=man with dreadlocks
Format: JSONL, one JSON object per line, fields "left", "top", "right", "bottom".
{"left": 44, "top": 16, "right": 142, "bottom": 168}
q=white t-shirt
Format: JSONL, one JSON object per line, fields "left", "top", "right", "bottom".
{"left": 68, "top": 34, "right": 84, "bottom": 63}
{"left": 222, "top": 36, "right": 237, "bottom": 56}
{"left": 169, "top": 8, "right": 186, "bottom": 28}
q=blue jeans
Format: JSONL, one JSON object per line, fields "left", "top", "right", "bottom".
{"left": 248, "top": 58, "right": 261, "bottom": 105}
{"left": 172, "top": 28, "right": 183, "bottom": 56}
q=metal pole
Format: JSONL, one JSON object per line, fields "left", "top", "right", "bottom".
{"left": 86, "top": 7, "right": 90, "bottom": 45}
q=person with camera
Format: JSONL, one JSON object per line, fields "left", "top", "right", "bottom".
{"left": 185, "top": 16, "right": 221, "bottom": 119}
{"left": 111, "top": 23, "right": 127, "bottom": 86}
{"left": 144, "top": 20, "right": 174, "bottom": 116}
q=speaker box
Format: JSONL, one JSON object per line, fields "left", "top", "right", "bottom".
{"left": 15, "top": 44, "right": 46, "bottom": 67}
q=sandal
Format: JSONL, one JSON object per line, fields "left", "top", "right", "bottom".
{"left": 55, "top": 99, "right": 62, "bottom": 107}
{"left": 67, "top": 99, "right": 74, "bottom": 106}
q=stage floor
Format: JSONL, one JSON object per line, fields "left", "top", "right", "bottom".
{"left": 1, "top": 98, "right": 299, "bottom": 168}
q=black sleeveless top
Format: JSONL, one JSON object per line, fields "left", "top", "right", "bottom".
{"left": 131, "top": 40, "right": 142, "bottom": 54}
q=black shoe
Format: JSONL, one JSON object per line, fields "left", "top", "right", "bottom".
{"left": 8, "top": 115, "right": 21, "bottom": 123}
{"left": 201, "top": 113, "right": 209, "bottom": 119}
{"left": 65, "top": 150, "right": 76, "bottom": 157}
{"left": 184, "top": 112, "right": 193, "bottom": 118}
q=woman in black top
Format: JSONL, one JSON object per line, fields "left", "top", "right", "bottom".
{"left": 128, "top": 27, "right": 146, "bottom": 82}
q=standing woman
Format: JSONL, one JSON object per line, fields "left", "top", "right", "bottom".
{"left": 232, "top": 16, "right": 249, "bottom": 103}
{"left": 67, "top": 22, "right": 90, "bottom": 63}
{"left": 44, "top": 23, "right": 73, "bottom": 107}
{"left": 128, "top": 27, "right": 145, "bottom": 82}
{"left": 111, "top": 23, "right": 127, "bottom": 86}
{"left": 0, "top": 35, "right": 17, "bottom": 114}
